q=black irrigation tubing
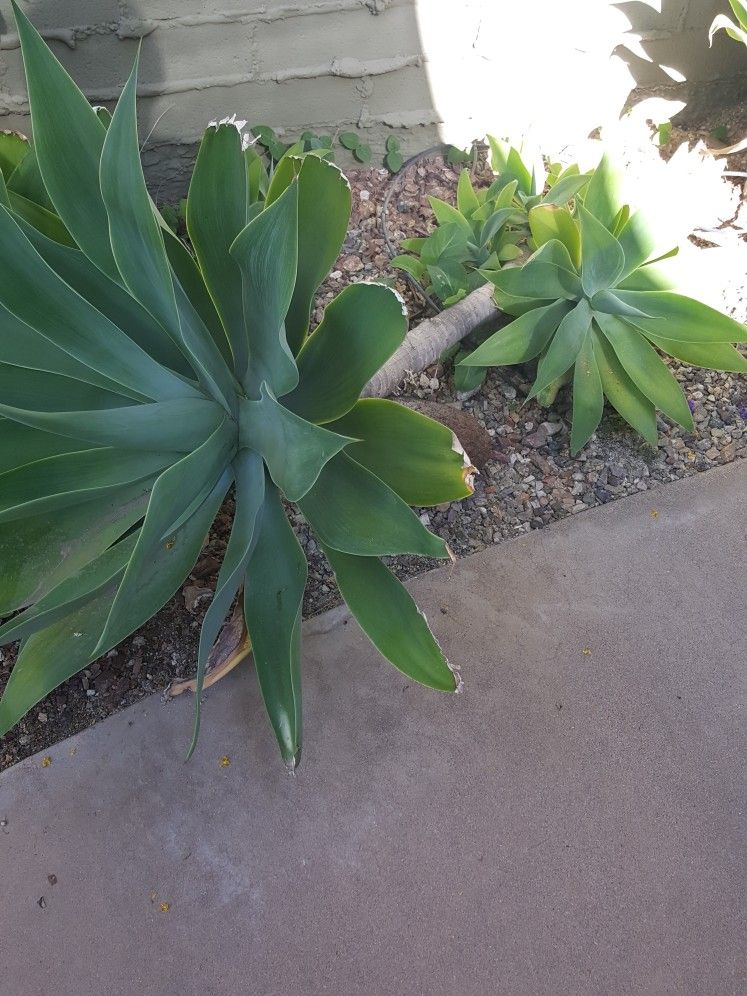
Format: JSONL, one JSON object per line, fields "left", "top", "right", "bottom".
{"left": 380, "top": 143, "right": 452, "bottom": 319}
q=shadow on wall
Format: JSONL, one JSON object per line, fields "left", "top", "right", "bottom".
{"left": 0, "top": 0, "right": 440, "bottom": 199}
{"left": 417, "top": 0, "right": 747, "bottom": 151}
{"left": 0, "top": 0, "right": 745, "bottom": 199}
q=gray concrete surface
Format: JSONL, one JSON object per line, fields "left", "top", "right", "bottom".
{"left": 0, "top": 463, "right": 745, "bottom": 996}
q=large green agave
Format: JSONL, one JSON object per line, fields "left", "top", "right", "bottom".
{"left": 0, "top": 5, "right": 472, "bottom": 764}
{"left": 459, "top": 155, "right": 747, "bottom": 453}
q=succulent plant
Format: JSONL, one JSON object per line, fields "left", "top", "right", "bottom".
{"left": 392, "top": 138, "right": 590, "bottom": 311}
{"left": 0, "top": 4, "right": 472, "bottom": 764}
{"left": 458, "top": 155, "right": 747, "bottom": 452}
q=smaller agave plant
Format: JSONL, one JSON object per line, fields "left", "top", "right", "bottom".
{"left": 0, "top": 5, "right": 473, "bottom": 765}
{"left": 392, "top": 136, "right": 590, "bottom": 310}
{"left": 458, "top": 155, "right": 747, "bottom": 452}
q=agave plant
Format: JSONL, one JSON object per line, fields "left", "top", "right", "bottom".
{"left": 458, "top": 154, "right": 747, "bottom": 452}
{"left": 0, "top": 5, "right": 472, "bottom": 764}
{"left": 391, "top": 139, "right": 590, "bottom": 395}
{"left": 393, "top": 140, "right": 589, "bottom": 311}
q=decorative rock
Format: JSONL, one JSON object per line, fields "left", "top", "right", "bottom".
{"left": 340, "top": 255, "right": 364, "bottom": 273}
{"left": 541, "top": 421, "right": 563, "bottom": 436}
{"left": 524, "top": 426, "right": 548, "bottom": 449}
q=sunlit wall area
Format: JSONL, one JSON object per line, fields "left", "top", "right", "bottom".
{"left": 0, "top": 0, "right": 744, "bottom": 196}
{"left": 416, "top": 0, "right": 747, "bottom": 154}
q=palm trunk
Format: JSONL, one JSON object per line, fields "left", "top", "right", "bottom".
{"left": 363, "top": 284, "right": 500, "bottom": 398}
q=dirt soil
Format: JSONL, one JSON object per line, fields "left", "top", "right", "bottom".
{"left": 1, "top": 122, "right": 745, "bottom": 771}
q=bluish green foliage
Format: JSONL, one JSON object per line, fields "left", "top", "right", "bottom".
{"left": 0, "top": 5, "right": 472, "bottom": 764}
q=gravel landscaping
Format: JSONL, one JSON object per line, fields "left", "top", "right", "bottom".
{"left": 2, "top": 121, "right": 745, "bottom": 771}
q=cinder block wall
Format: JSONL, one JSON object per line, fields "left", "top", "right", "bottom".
{"left": 0, "top": 0, "right": 744, "bottom": 198}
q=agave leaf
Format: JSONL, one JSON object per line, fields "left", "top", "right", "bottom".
{"left": 11, "top": 1, "right": 118, "bottom": 278}
{"left": 591, "top": 325, "right": 657, "bottom": 444}
{"left": 616, "top": 211, "right": 657, "bottom": 279}
{"left": 540, "top": 172, "right": 589, "bottom": 207}
{"left": 579, "top": 205, "right": 625, "bottom": 297}
{"left": 322, "top": 544, "right": 457, "bottom": 691}
{"left": 616, "top": 262, "right": 678, "bottom": 293}
{"left": 0, "top": 364, "right": 140, "bottom": 412}
{"left": 0, "top": 448, "right": 178, "bottom": 523}
{"left": 327, "top": 398, "right": 473, "bottom": 505}
{"left": 0, "top": 398, "right": 225, "bottom": 452}
{"left": 298, "top": 453, "right": 448, "bottom": 559}
{"left": 595, "top": 313, "right": 693, "bottom": 429}
{"left": 170, "top": 271, "right": 239, "bottom": 415}
{"left": 488, "top": 255, "right": 581, "bottom": 301}
{"left": 6, "top": 190, "right": 73, "bottom": 245}
{"left": 639, "top": 332, "right": 747, "bottom": 373}
{"left": 479, "top": 207, "right": 515, "bottom": 248}
{"left": 421, "top": 223, "right": 469, "bottom": 267}
{"left": 0, "top": 205, "right": 196, "bottom": 403}
{"left": 453, "top": 359, "right": 486, "bottom": 394}
{"left": 0, "top": 418, "right": 102, "bottom": 476}
{"left": 616, "top": 291, "right": 747, "bottom": 343}
{"left": 391, "top": 254, "right": 427, "bottom": 281}
{"left": 428, "top": 196, "right": 473, "bottom": 237}
{"left": 589, "top": 289, "right": 653, "bottom": 318}
{"left": 571, "top": 331, "right": 604, "bottom": 454}
{"left": 428, "top": 262, "right": 467, "bottom": 304}
{"left": 245, "top": 146, "right": 269, "bottom": 204}
{"left": 0, "top": 479, "right": 151, "bottom": 616}
{"left": 0, "top": 582, "right": 118, "bottom": 737}
{"left": 483, "top": 280, "right": 556, "bottom": 317}
{"left": 0, "top": 533, "right": 138, "bottom": 645}
{"left": 244, "top": 478, "right": 306, "bottom": 766}
{"left": 0, "top": 305, "right": 149, "bottom": 402}
{"left": 484, "top": 177, "right": 519, "bottom": 209}
{"left": 488, "top": 137, "right": 532, "bottom": 195}
{"left": 285, "top": 283, "right": 407, "bottom": 424}
{"left": 460, "top": 299, "right": 571, "bottom": 367}
{"left": 583, "top": 153, "right": 623, "bottom": 230}
{"left": 0, "top": 130, "right": 29, "bottom": 181}
{"left": 529, "top": 299, "right": 593, "bottom": 399}
{"left": 94, "top": 428, "right": 235, "bottom": 655}
{"left": 100, "top": 52, "right": 184, "bottom": 345}
{"left": 188, "top": 449, "right": 265, "bottom": 757}
{"left": 162, "top": 224, "right": 232, "bottom": 364}
{"left": 729, "top": 0, "right": 747, "bottom": 30}
{"left": 187, "top": 124, "right": 250, "bottom": 377}
{"left": 709, "top": 10, "right": 747, "bottom": 44}
{"left": 283, "top": 156, "right": 351, "bottom": 354}
{"left": 6, "top": 144, "right": 52, "bottom": 209}
{"left": 239, "top": 385, "right": 352, "bottom": 502}
{"left": 456, "top": 169, "right": 480, "bottom": 216}
{"left": 16, "top": 217, "right": 194, "bottom": 378}
{"left": 230, "top": 180, "right": 299, "bottom": 398}
{"left": 528, "top": 204, "right": 581, "bottom": 267}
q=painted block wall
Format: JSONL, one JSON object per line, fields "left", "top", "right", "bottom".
{"left": 0, "top": 0, "right": 744, "bottom": 197}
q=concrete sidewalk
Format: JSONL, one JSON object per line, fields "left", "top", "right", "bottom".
{"left": 1, "top": 463, "right": 745, "bottom": 996}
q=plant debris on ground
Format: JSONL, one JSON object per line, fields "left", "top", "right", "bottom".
{"left": 1, "top": 112, "right": 745, "bottom": 771}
